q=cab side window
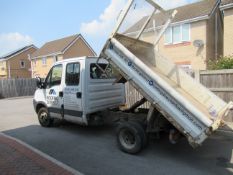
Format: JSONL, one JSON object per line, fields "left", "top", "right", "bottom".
{"left": 66, "top": 63, "right": 80, "bottom": 86}
{"left": 90, "top": 63, "right": 116, "bottom": 79}
{"left": 45, "top": 64, "right": 63, "bottom": 88}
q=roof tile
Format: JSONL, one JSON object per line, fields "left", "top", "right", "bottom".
{"left": 0, "top": 45, "right": 37, "bottom": 60}
{"left": 31, "top": 34, "right": 79, "bottom": 58}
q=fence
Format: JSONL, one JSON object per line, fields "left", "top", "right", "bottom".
{"left": 197, "top": 69, "right": 233, "bottom": 122}
{"left": 0, "top": 78, "right": 37, "bottom": 99}
{"left": 196, "top": 69, "right": 233, "bottom": 103}
{"left": 125, "top": 83, "right": 150, "bottom": 108}
{"left": 1, "top": 70, "right": 232, "bottom": 102}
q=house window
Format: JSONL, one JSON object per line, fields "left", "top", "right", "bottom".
{"left": 164, "top": 24, "right": 190, "bottom": 45}
{"left": 173, "top": 26, "right": 181, "bottom": 43}
{"left": 42, "top": 57, "right": 46, "bottom": 65}
{"left": 164, "top": 27, "right": 172, "bottom": 44}
{"left": 182, "top": 24, "right": 190, "bottom": 41}
{"left": 20, "top": 60, "right": 25, "bottom": 68}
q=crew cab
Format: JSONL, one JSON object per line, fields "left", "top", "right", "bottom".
{"left": 33, "top": 57, "right": 125, "bottom": 127}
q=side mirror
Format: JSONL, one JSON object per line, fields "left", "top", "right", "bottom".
{"left": 36, "top": 77, "right": 45, "bottom": 89}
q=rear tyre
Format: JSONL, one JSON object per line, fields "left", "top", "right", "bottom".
{"left": 130, "top": 121, "right": 148, "bottom": 148}
{"left": 116, "top": 121, "right": 146, "bottom": 154}
{"left": 38, "top": 107, "right": 53, "bottom": 127}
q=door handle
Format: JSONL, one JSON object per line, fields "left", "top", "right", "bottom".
{"left": 59, "top": 91, "right": 63, "bottom": 97}
{"left": 76, "top": 92, "right": 82, "bottom": 98}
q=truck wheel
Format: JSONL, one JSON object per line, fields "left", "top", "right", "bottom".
{"left": 117, "top": 121, "right": 145, "bottom": 154}
{"left": 38, "top": 107, "right": 53, "bottom": 127}
{"left": 130, "top": 121, "right": 148, "bottom": 148}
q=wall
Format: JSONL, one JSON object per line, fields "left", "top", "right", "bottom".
{"left": 32, "top": 55, "right": 63, "bottom": 78}
{"left": 6, "top": 47, "right": 37, "bottom": 79}
{"left": 223, "top": 8, "right": 233, "bottom": 56}
{"left": 141, "top": 20, "right": 207, "bottom": 70}
{"left": 63, "top": 38, "right": 95, "bottom": 59}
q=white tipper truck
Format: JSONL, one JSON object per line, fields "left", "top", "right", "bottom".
{"left": 33, "top": 0, "right": 233, "bottom": 154}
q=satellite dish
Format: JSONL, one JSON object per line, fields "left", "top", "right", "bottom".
{"left": 193, "top": 40, "right": 204, "bottom": 48}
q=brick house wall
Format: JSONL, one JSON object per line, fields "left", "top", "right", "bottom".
{"left": 138, "top": 10, "right": 223, "bottom": 71}
{"left": 6, "top": 47, "right": 37, "bottom": 78}
{"left": 223, "top": 8, "right": 233, "bottom": 56}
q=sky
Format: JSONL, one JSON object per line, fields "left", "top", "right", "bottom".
{"left": 0, "top": 0, "right": 199, "bottom": 57}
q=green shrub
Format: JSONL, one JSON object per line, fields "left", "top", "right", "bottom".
{"left": 208, "top": 56, "right": 233, "bottom": 70}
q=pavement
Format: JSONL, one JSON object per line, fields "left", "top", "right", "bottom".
{"left": 0, "top": 133, "right": 81, "bottom": 175}
{"left": 0, "top": 97, "right": 233, "bottom": 175}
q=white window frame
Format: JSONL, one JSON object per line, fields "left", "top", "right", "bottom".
{"left": 20, "top": 60, "right": 25, "bottom": 69}
{"left": 181, "top": 23, "right": 190, "bottom": 42}
{"left": 42, "top": 57, "right": 47, "bottom": 66}
{"left": 172, "top": 25, "right": 182, "bottom": 44}
{"left": 164, "top": 23, "right": 190, "bottom": 45}
{"left": 164, "top": 27, "right": 172, "bottom": 44}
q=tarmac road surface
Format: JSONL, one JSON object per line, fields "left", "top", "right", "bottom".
{"left": 0, "top": 97, "right": 233, "bottom": 175}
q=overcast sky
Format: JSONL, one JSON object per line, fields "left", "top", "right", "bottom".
{"left": 0, "top": 0, "right": 199, "bottom": 56}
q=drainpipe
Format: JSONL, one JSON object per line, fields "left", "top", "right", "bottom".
{"left": 28, "top": 54, "right": 33, "bottom": 78}
{"left": 215, "top": 13, "right": 218, "bottom": 59}
{"left": 8, "top": 61, "right": 11, "bottom": 79}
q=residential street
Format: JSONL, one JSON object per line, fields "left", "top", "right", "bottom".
{"left": 0, "top": 97, "right": 233, "bottom": 175}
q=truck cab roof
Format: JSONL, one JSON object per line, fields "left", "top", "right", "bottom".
{"left": 55, "top": 56, "right": 98, "bottom": 65}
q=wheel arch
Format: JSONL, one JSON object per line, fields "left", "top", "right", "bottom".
{"left": 35, "top": 102, "right": 47, "bottom": 114}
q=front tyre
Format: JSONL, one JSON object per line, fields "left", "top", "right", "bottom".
{"left": 38, "top": 107, "right": 53, "bottom": 127}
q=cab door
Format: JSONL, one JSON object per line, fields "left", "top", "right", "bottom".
{"left": 63, "top": 62, "right": 83, "bottom": 123}
{"left": 45, "top": 64, "right": 63, "bottom": 119}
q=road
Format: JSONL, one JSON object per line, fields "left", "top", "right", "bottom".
{"left": 0, "top": 97, "right": 233, "bottom": 175}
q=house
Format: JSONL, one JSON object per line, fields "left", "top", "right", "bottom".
{"left": 31, "top": 34, "right": 96, "bottom": 78}
{"left": 124, "top": 0, "right": 223, "bottom": 71}
{"left": 220, "top": 0, "right": 233, "bottom": 56}
{"left": 0, "top": 45, "right": 37, "bottom": 79}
